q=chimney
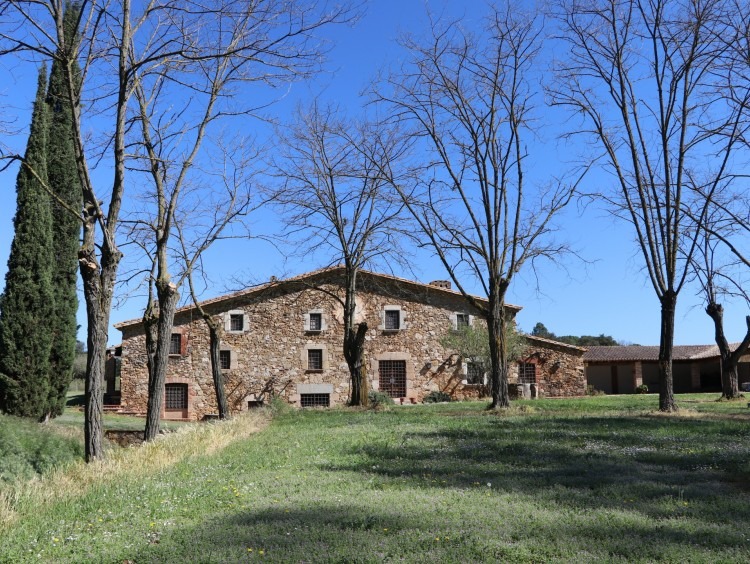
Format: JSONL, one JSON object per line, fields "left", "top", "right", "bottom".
{"left": 429, "top": 280, "right": 451, "bottom": 290}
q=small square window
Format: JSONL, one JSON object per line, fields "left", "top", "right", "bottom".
{"left": 466, "top": 362, "right": 483, "bottom": 385}
{"left": 219, "top": 350, "right": 231, "bottom": 370}
{"left": 309, "top": 313, "right": 322, "bottom": 331}
{"left": 229, "top": 313, "right": 244, "bottom": 332}
{"left": 384, "top": 309, "right": 400, "bottom": 331}
{"left": 169, "top": 333, "right": 182, "bottom": 355}
{"left": 308, "top": 349, "right": 323, "bottom": 371}
{"left": 456, "top": 314, "right": 470, "bottom": 329}
{"left": 165, "top": 383, "right": 188, "bottom": 410}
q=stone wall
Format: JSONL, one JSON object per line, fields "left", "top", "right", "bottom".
{"left": 118, "top": 272, "right": 586, "bottom": 419}
{"left": 514, "top": 337, "right": 587, "bottom": 397}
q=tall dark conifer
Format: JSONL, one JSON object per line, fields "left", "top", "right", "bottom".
{"left": 45, "top": 3, "right": 83, "bottom": 418}
{"left": 0, "top": 66, "right": 55, "bottom": 419}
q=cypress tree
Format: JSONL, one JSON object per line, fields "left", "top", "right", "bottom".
{"left": 0, "top": 66, "right": 55, "bottom": 419}
{"left": 45, "top": 2, "right": 83, "bottom": 418}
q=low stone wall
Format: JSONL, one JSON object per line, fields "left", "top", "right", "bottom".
{"left": 104, "top": 430, "right": 144, "bottom": 447}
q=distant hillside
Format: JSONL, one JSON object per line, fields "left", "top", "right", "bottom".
{"left": 531, "top": 322, "right": 623, "bottom": 347}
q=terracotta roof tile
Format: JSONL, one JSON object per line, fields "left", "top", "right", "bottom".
{"left": 582, "top": 343, "right": 739, "bottom": 362}
{"left": 114, "top": 267, "right": 522, "bottom": 330}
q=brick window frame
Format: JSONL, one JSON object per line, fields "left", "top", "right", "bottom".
{"left": 162, "top": 377, "right": 193, "bottom": 420}
{"left": 169, "top": 330, "right": 188, "bottom": 357}
{"left": 165, "top": 383, "right": 188, "bottom": 409}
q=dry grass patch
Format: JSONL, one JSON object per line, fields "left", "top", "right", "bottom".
{"left": 0, "top": 410, "right": 268, "bottom": 527}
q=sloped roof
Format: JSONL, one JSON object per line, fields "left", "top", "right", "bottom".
{"left": 583, "top": 343, "right": 738, "bottom": 363}
{"left": 524, "top": 334, "right": 588, "bottom": 353}
{"left": 114, "top": 266, "right": 522, "bottom": 330}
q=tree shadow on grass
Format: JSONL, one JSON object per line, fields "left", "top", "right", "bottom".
{"left": 125, "top": 498, "right": 749, "bottom": 563}
{"left": 128, "top": 505, "right": 425, "bottom": 563}
{"left": 321, "top": 415, "right": 750, "bottom": 526}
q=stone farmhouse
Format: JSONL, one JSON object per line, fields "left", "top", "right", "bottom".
{"left": 113, "top": 268, "right": 586, "bottom": 421}
{"left": 584, "top": 344, "right": 750, "bottom": 394}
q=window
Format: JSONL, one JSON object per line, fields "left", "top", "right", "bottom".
{"left": 456, "top": 314, "right": 470, "bottom": 329}
{"left": 169, "top": 333, "right": 182, "bottom": 355}
{"left": 384, "top": 309, "right": 400, "bottom": 331}
{"left": 309, "top": 312, "right": 322, "bottom": 331}
{"left": 219, "top": 350, "right": 231, "bottom": 370}
{"left": 379, "top": 360, "right": 407, "bottom": 398}
{"left": 225, "top": 310, "right": 248, "bottom": 333}
{"left": 308, "top": 349, "right": 323, "bottom": 371}
{"left": 466, "top": 362, "right": 484, "bottom": 385}
{"left": 229, "top": 313, "right": 244, "bottom": 332}
{"left": 300, "top": 393, "right": 330, "bottom": 407}
{"left": 519, "top": 362, "right": 536, "bottom": 384}
{"left": 165, "top": 383, "right": 188, "bottom": 410}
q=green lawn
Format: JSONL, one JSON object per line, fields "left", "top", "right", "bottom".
{"left": 2, "top": 394, "right": 750, "bottom": 562}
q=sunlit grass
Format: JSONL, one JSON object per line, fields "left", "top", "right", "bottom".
{"left": 2, "top": 395, "right": 750, "bottom": 562}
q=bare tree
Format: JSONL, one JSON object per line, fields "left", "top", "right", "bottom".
{"left": 551, "top": 0, "right": 747, "bottom": 411}
{"left": 173, "top": 140, "right": 265, "bottom": 420}
{"left": 272, "top": 103, "right": 410, "bottom": 406}
{"left": 0, "top": 0, "right": 351, "bottom": 458}
{"left": 692, "top": 212, "right": 750, "bottom": 399}
{"left": 121, "top": 3, "right": 352, "bottom": 438}
{"left": 376, "top": 8, "right": 582, "bottom": 408}
{"left": 0, "top": 0, "right": 152, "bottom": 460}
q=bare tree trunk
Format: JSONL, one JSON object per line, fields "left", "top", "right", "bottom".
{"left": 344, "top": 322, "right": 369, "bottom": 406}
{"left": 706, "top": 304, "right": 750, "bottom": 399}
{"left": 341, "top": 268, "right": 370, "bottom": 407}
{"left": 658, "top": 291, "right": 678, "bottom": 412}
{"left": 143, "top": 281, "right": 179, "bottom": 441}
{"left": 207, "top": 321, "right": 230, "bottom": 419}
{"left": 142, "top": 303, "right": 158, "bottom": 390}
{"left": 79, "top": 203, "right": 122, "bottom": 461}
{"left": 488, "top": 284, "right": 510, "bottom": 409}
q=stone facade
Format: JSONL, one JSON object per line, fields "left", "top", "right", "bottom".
{"left": 515, "top": 336, "right": 587, "bottom": 397}
{"left": 116, "top": 269, "right": 587, "bottom": 420}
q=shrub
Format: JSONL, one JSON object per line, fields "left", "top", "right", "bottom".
{"left": 0, "top": 414, "right": 83, "bottom": 483}
{"left": 267, "top": 396, "right": 292, "bottom": 416}
{"left": 423, "top": 390, "right": 453, "bottom": 403}
{"left": 367, "top": 391, "right": 394, "bottom": 409}
{"left": 636, "top": 384, "right": 649, "bottom": 394}
{"left": 586, "top": 384, "right": 605, "bottom": 396}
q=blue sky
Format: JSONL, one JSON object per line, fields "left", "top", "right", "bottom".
{"left": 1, "top": 0, "right": 747, "bottom": 347}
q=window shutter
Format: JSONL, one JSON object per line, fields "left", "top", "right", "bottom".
{"left": 242, "top": 313, "right": 249, "bottom": 333}
{"left": 468, "top": 315, "right": 475, "bottom": 327}
{"left": 180, "top": 332, "right": 188, "bottom": 356}
{"left": 223, "top": 313, "right": 231, "bottom": 332}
